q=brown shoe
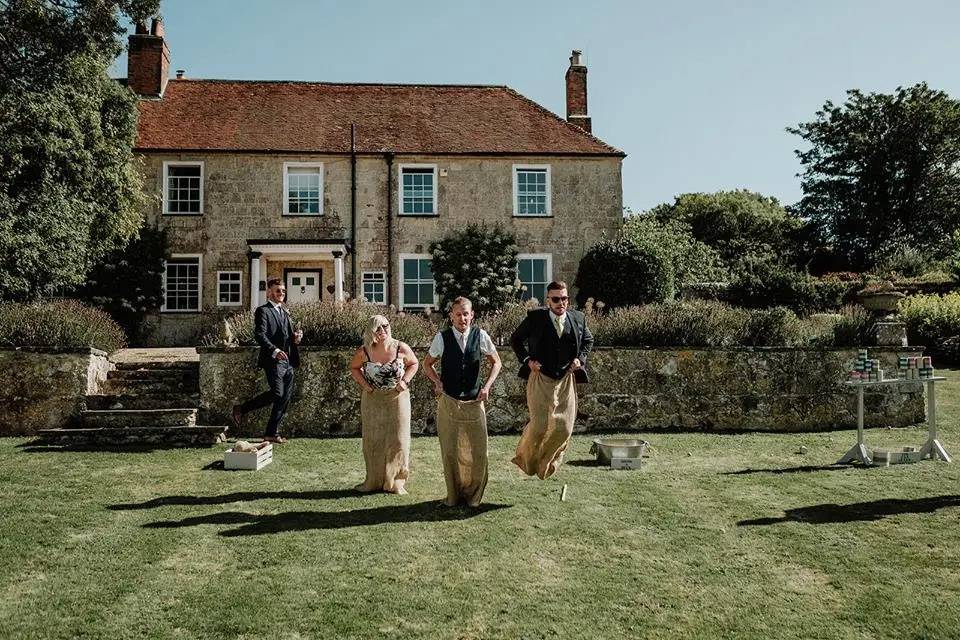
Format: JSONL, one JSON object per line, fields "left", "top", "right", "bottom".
{"left": 230, "top": 405, "right": 243, "bottom": 430}
{"left": 263, "top": 436, "right": 287, "bottom": 444}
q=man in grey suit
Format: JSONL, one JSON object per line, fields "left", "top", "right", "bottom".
{"left": 510, "top": 280, "right": 593, "bottom": 478}
{"left": 232, "top": 277, "right": 302, "bottom": 443}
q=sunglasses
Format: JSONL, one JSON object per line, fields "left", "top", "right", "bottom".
{"left": 549, "top": 296, "right": 569, "bottom": 303}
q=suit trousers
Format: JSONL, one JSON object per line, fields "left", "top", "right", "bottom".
{"left": 240, "top": 360, "right": 295, "bottom": 437}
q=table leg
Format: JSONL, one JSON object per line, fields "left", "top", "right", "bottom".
{"left": 920, "top": 380, "right": 952, "bottom": 463}
{"left": 838, "top": 386, "right": 871, "bottom": 465}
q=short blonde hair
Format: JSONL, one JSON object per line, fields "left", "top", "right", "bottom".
{"left": 363, "top": 314, "right": 397, "bottom": 350}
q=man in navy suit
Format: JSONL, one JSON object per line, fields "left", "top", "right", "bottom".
{"left": 232, "top": 277, "right": 302, "bottom": 443}
{"left": 510, "top": 281, "right": 593, "bottom": 478}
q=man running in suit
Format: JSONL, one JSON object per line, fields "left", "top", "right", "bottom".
{"left": 510, "top": 281, "right": 593, "bottom": 479}
{"left": 232, "top": 277, "right": 302, "bottom": 443}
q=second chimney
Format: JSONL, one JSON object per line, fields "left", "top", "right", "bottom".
{"left": 127, "top": 17, "right": 170, "bottom": 97}
{"left": 565, "top": 49, "right": 591, "bottom": 134}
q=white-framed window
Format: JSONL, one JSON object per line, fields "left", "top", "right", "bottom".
{"left": 163, "top": 161, "right": 203, "bottom": 214}
{"left": 162, "top": 254, "right": 202, "bottom": 312}
{"left": 283, "top": 162, "right": 324, "bottom": 216}
{"left": 362, "top": 271, "right": 387, "bottom": 304}
{"left": 398, "top": 254, "right": 436, "bottom": 310}
{"left": 517, "top": 254, "right": 552, "bottom": 304}
{"left": 513, "top": 164, "right": 551, "bottom": 216}
{"left": 399, "top": 164, "right": 438, "bottom": 215}
{"left": 217, "top": 270, "right": 242, "bottom": 307}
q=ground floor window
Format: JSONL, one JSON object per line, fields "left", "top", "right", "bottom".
{"left": 217, "top": 271, "right": 242, "bottom": 306}
{"left": 399, "top": 255, "right": 435, "bottom": 310}
{"left": 163, "top": 256, "right": 202, "bottom": 312}
{"left": 517, "top": 254, "right": 551, "bottom": 304}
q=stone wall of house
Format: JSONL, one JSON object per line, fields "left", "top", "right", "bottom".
{"left": 138, "top": 153, "right": 622, "bottom": 345}
{"left": 0, "top": 348, "right": 112, "bottom": 435}
{"left": 198, "top": 346, "right": 925, "bottom": 437}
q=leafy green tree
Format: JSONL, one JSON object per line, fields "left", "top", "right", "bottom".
{"left": 574, "top": 237, "right": 674, "bottom": 308}
{"left": 621, "top": 212, "right": 727, "bottom": 284}
{"left": 77, "top": 224, "right": 167, "bottom": 343}
{"left": 430, "top": 224, "right": 521, "bottom": 312}
{"left": 647, "top": 190, "right": 802, "bottom": 276}
{"left": 0, "top": 0, "right": 158, "bottom": 300}
{"left": 789, "top": 83, "right": 960, "bottom": 270}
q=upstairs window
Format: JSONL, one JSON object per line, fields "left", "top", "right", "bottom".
{"left": 513, "top": 165, "right": 551, "bottom": 216}
{"left": 400, "top": 165, "right": 437, "bottom": 215}
{"left": 284, "top": 163, "right": 324, "bottom": 215}
{"left": 163, "top": 162, "right": 203, "bottom": 214}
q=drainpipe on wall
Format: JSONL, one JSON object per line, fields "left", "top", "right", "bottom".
{"left": 350, "top": 123, "right": 357, "bottom": 297}
{"left": 385, "top": 152, "right": 394, "bottom": 306}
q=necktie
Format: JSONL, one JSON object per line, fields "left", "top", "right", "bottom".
{"left": 555, "top": 315, "right": 564, "bottom": 337}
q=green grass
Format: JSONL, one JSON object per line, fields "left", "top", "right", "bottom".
{"left": 3, "top": 375, "right": 960, "bottom": 639}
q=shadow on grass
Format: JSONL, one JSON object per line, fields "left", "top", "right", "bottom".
{"left": 110, "top": 489, "right": 363, "bottom": 510}
{"left": 143, "top": 500, "right": 511, "bottom": 536}
{"left": 723, "top": 464, "right": 872, "bottom": 475}
{"left": 738, "top": 494, "right": 960, "bottom": 526}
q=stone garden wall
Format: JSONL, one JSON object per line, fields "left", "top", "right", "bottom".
{"left": 0, "top": 348, "right": 112, "bottom": 435}
{"left": 198, "top": 346, "right": 925, "bottom": 437}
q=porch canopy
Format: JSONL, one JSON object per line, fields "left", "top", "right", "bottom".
{"left": 247, "top": 239, "right": 350, "bottom": 311}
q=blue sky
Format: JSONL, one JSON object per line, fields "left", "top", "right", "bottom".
{"left": 116, "top": 0, "right": 960, "bottom": 212}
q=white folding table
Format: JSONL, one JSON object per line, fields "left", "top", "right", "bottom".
{"left": 838, "top": 377, "right": 952, "bottom": 465}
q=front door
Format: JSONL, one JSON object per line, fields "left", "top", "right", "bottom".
{"left": 286, "top": 270, "right": 321, "bottom": 304}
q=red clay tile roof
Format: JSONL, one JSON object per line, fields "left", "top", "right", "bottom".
{"left": 135, "top": 80, "right": 624, "bottom": 156}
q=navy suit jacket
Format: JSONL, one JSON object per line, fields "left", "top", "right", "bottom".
{"left": 510, "top": 308, "right": 594, "bottom": 383}
{"left": 254, "top": 303, "right": 301, "bottom": 370}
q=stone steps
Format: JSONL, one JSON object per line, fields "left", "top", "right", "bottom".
{"left": 84, "top": 394, "right": 201, "bottom": 411}
{"left": 107, "top": 368, "right": 198, "bottom": 381}
{"left": 114, "top": 361, "right": 198, "bottom": 371}
{"left": 101, "top": 377, "right": 199, "bottom": 396}
{"left": 37, "top": 425, "right": 227, "bottom": 446}
{"left": 80, "top": 408, "right": 197, "bottom": 429}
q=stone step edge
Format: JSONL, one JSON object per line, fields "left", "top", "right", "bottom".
{"left": 81, "top": 408, "right": 198, "bottom": 416}
{"left": 39, "top": 425, "right": 228, "bottom": 435}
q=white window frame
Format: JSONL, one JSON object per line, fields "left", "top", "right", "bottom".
{"left": 283, "top": 162, "right": 325, "bottom": 216}
{"left": 162, "top": 161, "right": 204, "bottom": 215}
{"left": 398, "top": 163, "right": 439, "bottom": 216}
{"left": 216, "top": 270, "right": 243, "bottom": 307}
{"left": 398, "top": 253, "right": 437, "bottom": 311}
{"left": 512, "top": 164, "right": 552, "bottom": 217}
{"left": 516, "top": 253, "right": 553, "bottom": 303}
{"left": 161, "top": 253, "right": 203, "bottom": 313}
{"left": 361, "top": 270, "right": 387, "bottom": 304}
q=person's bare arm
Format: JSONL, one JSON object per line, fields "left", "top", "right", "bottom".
{"left": 396, "top": 342, "right": 419, "bottom": 392}
{"left": 348, "top": 348, "right": 373, "bottom": 393}
{"left": 478, "top": 349, "right": 502, "bottom": 401}
{"left": 422, "top": 354, "right": 443, "bottom": 396}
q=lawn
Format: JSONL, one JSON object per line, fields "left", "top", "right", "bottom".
{"left": 2, "top": 375, "right": 960, "bottom": 639}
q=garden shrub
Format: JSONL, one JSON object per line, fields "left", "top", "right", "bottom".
{"left": 830, "top": 305, "right": 875, "bottom": 347}
{"left": 574, "top": 237, "right": 674, "bottom": 308}
{"left": 740, "top": 307, "right": 807, "bottom": 346}
{"left": 621, "top": 214, "right": 727, "bottom": 284}
{"left": 727, "top": 258, "right": 850, "bottom": 315}
{"left": 477, "top": 301, "right": 535, "bottom": 345}
{"left": 430, "top": 224, "right": 521, "bottom": 312}
{"left": 0, "top": 300, "right": 126, "bottom": 352}
{"left": 203, "top": 300, "right": 438, "bottom": 348}
{"left": 898, "top": 293, "right": 960, "bottom": 352}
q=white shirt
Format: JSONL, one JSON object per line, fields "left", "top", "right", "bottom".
{"left": 266, "top": 301, "right": 286, "bottom": 357}
{"left": 428, "top": 326, "right": 496, "bottom": 358}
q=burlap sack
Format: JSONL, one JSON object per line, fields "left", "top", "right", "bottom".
{"left": 436, "top": 393, "right": 488, "bottom": 507}
{"left": 511, "top": 371, "right": 577, "bottom": 480}
{"left": 357, "top": 387, "right": 411, "bottom": 494}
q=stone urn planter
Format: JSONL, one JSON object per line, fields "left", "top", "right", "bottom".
{"left": 857, "top": 283, "right": 906, "bottom": 313}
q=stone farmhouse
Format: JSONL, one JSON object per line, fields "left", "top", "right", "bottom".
{"left": 127, "top": 19, "right": 625, "bottom": 345}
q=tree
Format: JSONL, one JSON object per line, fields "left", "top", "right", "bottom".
{"left": 647, "top": 190, "right": 802, "bottom": 275}
{"left": 574, "top": 237, "right": 674, "bottom": 308}
{"left": 0, "top": 0, "right": 158, "bottom": 300}
{"left": 429, "top": 224, "right": 521, "bottom": 312}
{"left": 789, "top": 83, "right": 960, "bottom": 270}
{"left": 77, "top": 224, "right": 167, "bottom": 343}
{"left": 621, "top": 211, "right": 727, "bottom": 285}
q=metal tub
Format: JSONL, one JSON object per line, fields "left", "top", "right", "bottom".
{"left": 590, "top": 437, "right": 648, "bottom": 464}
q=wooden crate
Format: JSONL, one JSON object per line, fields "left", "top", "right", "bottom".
{"left": 224, "top": 443, "right": 273, "bottom": 470}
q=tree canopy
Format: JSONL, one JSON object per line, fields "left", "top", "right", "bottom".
{"left": 789, "top": 83, "right": 960, "bottom": 270}
{"left": 0, "top": 0, "right": 158, "bottom": 300}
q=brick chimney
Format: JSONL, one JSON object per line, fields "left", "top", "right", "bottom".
{"left": 127, "top": 17, "right": 170, "bottom": 97}
{"left": 565, "top": 49, "right": 591, "bottom": 134}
